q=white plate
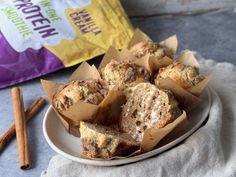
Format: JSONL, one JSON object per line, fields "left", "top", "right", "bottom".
{"left": 43, "top": 87, "right": 212, "bottom": 166}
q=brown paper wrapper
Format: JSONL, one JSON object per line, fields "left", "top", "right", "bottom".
{"left": 128, "top": 28, "right": 178, "bottom": 54}
{"left": 41, "top": 62, "right": 123, "bottom": 137}
{"left": 68, "top": 62, "right": 101, "bottom": 82}
{"left": 128, "top": 29, "right": 178, "bottom": 54}
{"left": 141, "top": 111, "right": 186, "bottom": 152}
{"left": 176, "top": 49, "right": 200, "bottom": 68}
{"left": 120, "top": 49, "right": 174, "bottom": 73}
{"left": 98, "top": 46, "right": 121, "bottom": 70}
{"left": 160, "top": 35, "right": 178, "bottom": 55}
{"left": 98, "top": 46, "right": 135, "bottom": 69}
{"left": 158, "top": 78, "right": 200, "bottom": 111}
{"left": 127, "top": 29, "right": 178, "bottom": 72}
{"left": 98, "top": 46, "right": 154, "bottom": 81}
{"left": 175, "top": 49, "right": 212, "bottom": 96}
{"left": 153, "top": 49, "right": 211, "bottom": 110}
{"left": 120, "top": 49, "right": 153, "bottom": 72}
{"left": 188, "top": 75, "right": 212, "bottom": 96}
{"left": 98, "top": 46, "right": 152, "bottom": 71}
{"left": 99, "top": 29, "right": 178, "bottom": 75}
{"left": 150, "top": 56, "right": 174, "bottom": 72}
{"left": 98, "top": 46, "right": 173, "bottom": 81}
{"left": 128, "top": 28, "right": 152, "bottom": 48}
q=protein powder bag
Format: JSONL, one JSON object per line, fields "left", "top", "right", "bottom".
{"left": 0, "top": 0, "right": 134, "bottom": 88}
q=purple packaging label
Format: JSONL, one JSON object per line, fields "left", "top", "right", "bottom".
{"left": 0, "top": 32, "right": 64, "bottom": 88}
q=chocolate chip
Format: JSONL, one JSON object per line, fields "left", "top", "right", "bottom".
{"left": 100, "top": 89, "right": 108, "bottom": 96}
{"left": 63, "top": 96, "right": 73, "bottom": 108}
{"left": 76, "top": 80, "right": 85, "bottom": 85}
{"left": 124, "top": 67, "right": 135, "bottom": 82}
{"left": 136, "top": 121, "right": 141, "bottom": 126}
{"left": 132, "top": 109, "right": 138, "bottom": 118}
{"left": 87, "top": 94, "right": 99, "bottom": 105}
{"left": 143, "top": 125, "right": 147, "bottom": 130}
{"left": 55, "top": 100, "right": 65, "bottom": 111}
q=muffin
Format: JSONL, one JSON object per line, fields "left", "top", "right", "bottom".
{"left": 120, "top": 83, "right": 181, "bottom": 142}
{"left": 53, "top": 79, "right": 108, "bottom": 112}
{"left": 155, "top": 62, "right": 205, "bottom": 89}
{"left": 130, "top": 41, "right": 173, "bottom": 59}
{"left": 101, "top": 60, "right": 150, "bottom": 87}
{"left": 80, "top": 121, "right": 140, "bottom": 159}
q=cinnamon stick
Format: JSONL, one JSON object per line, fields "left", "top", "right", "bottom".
{"left": 11, "top": 87, "right": 31, "bottom": 169}
{"left": 0, "top": 97, "right": 45, "bottom": 153}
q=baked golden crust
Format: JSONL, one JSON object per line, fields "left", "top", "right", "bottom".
{"left": 101, "top": 60, "right": 150, "bottom": 87}
{"left": 130, "top": 41, "right": 173, "bottom": 59}
{"left": 53, "top": 79, "right": 108, "bottom": 112}
{"left": 80, "top": 121, "right": 140, "bottom": 159}
{"left": 120, "top": 83, "right": 181, "bottom": 142}
{"left": 155, "top": 62, "right": 205, "bottom": 89}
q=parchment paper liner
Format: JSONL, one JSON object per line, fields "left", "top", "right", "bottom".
{"left": 127, "top": 28, "right": 152, "bottom": 48}
{"left": 81, "top": 111, "right": 186, "bottom": 160}
{"left": 158, "top": 78, "right": 200, "bottom": 112}
{"left": 175, "top": 49, "right": 200, "bottom": 68}
{"left": 141, "top": 111, "right": 186, "bottom": 152}
{"left": 99, "top": 28, "right": 177, "bottom": 75}
{"left": 128, "top": 29, "right": 178, "bottom": 55}
{"left": 127, "top": 29, "right": 178, "bottom": 72}
{"left": 98, "top": 46, "right": 173, "bottom": 85}
{"left": 97, "top": 46, "right": 151, "bottom": 90}
{"left": 155, "top": 49, "right": 211, "bottom": 110}
{"left": 98, "top": 46, "right": 151, "bottom": 71}
{"left": 120, "top": 49, "right": 174, "bottom": 74}
{"left": 98, "top": 46, "right": 154, "bottom": 85}
{"left": 41, "top": 62, "right": 123, "bottom": 137}
{"left": 175, "top": 49, "right": 211, "bottom": 96}
{"left": 98, "top": 46, "right": 209, "bottom": 111}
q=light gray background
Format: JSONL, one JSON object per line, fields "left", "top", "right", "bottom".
{"left": 121, "top": 0, "right": 236, "bottom": 16}
{"left": 1, "top": 8, "right": 236, "bottom": 177}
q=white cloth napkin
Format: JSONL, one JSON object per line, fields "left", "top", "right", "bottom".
{"left": 41, "top": 54, "right": 236, "bottom": 177}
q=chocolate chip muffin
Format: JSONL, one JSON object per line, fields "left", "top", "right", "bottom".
{"left": 53, "top": 79, "right": 108, "bottom": 112}
{"left": 155, "top": 62, "right": 205, "bottom": 89}
{"left": 80, "top": 121, "right": 140, "bottom": 159}
{"left": 130, "top": 41, "right": 173, "bottom": 59}
{"left": 120, "top": 83, "right": 181, "bottom": 142}
{"left": 101, "top": 60, "right": 150, "bottom": 87}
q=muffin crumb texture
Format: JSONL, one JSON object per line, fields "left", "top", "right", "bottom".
{"left": 120, "top": 83, "right": 181, "bottom": 142}
{"left": 80, "top": 121, "right": 140, "bottom": 159}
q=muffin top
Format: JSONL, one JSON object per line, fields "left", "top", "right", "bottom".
{"left": 155, "top": 62, "right": 205, "bottom": 89}
{"left": 53, "top": 79, "right": 108, "bottom": 112}
{"left": 130, "top": 41, "right": 173, "bottom": 59}
{"left": 101, "top": 60, "right": 151, "bottom": 87}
